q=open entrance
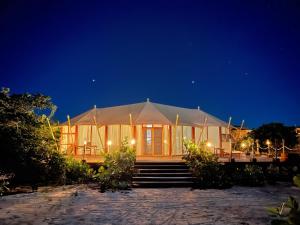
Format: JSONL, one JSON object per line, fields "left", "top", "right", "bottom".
{"left": 142, "top": 125, "right": 163, "bottom": 156}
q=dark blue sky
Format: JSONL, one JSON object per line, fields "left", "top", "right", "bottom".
{"left": 1, "top": 0, "right": 299, "bottom": 128}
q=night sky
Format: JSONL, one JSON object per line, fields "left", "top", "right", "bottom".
{"left": 1, "top": 0, "right": 300, "bottom": 128}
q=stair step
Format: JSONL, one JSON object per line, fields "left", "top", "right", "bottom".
{"left": 134, "top": 173, "right": 192, "bottom": 177}
{"left": 132, "top": 181, "right": 193, "bottom": 188}
{"left": 136, "top": 169, "right": 190, "bottom": 173}
{"left": 133, "top": 162, "right": 193, "bottom": 188}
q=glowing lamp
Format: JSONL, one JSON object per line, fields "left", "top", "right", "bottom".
{"left": 84, "top": 140, "right": 87, "bottom": 145}
{"left": 130, "top": 139, "right": 136, "bottom": 145}
{"left": 107, "top": 140, "right": 112, "bottom": 146}
{"left": 206, "top": 142, "right": 212, "bottom": 147}
{"left": 266, "top": 140, "right": 271, "bottom": 146}
{"left": 241, "top": 142, "right": 246, "bottom": 148}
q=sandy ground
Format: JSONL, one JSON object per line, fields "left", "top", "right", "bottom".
{"left": 0, "top": 184, "right": 299, "bottom": 225}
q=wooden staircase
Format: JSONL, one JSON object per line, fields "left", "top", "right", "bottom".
{"left": 133, "top": 162, "right": 194, "bottom": 188}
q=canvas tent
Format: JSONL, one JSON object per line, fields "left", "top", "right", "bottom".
{"left": 60, "top": 100, "right": 231, "bottom": 159}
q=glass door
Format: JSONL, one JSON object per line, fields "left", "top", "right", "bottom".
{"left": 143, "top": 128, "right": 152, "bottom": 155}
{"left": 153, "top": 128, "right": 162, "bottom": 155}
{"left": 142, "top": 126, "right": 163, "bottom": 156}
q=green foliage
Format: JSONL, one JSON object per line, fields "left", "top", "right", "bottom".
{"left": 65, "top": 157, "right": 94, "bottom": 184}
{"left": 232, "top": 164, "right": 265, "bottom": 186}
{"left": 266, "top": 164, "right": 281, "bottom": 184}
{"left": 250, "top": 123, "right": 298, "bottom": 150}
{"left": 183, "top": 141, "right": 232, "bottom": 189}
{"left": 94, "top": 139, "right": 136, "bottom": 192}
{"left": 0, "top": 88, "right": 66, "bottom": 186}
{"left": 293, "top": 175, "right": 300, "bottom": 188}
{"left": 0, "top": 177, "right": 10, "bottom": 196}
{"left": 268, "top": 174, "right": 300, "bottom": 225}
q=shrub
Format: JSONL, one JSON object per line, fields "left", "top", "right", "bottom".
{"left": 268, "top": 174, "right": 300, "bottom": 225}
{"left": 94, "top": 139, "right": 136, "bottom": 192}
{"left": 232, "top": 164, "right": 265, "bottom": 186}
{"left": 65, "top": 157, "right": 93, "bottom": 184}
{"left": 183, "top": 141, "right": 232, "bottom": 189}
{"left": 266, "top": 164, "right": 280, "bottom": 184}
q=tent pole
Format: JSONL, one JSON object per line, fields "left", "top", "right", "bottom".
{"left": 46, "top": 117, "right": 59, "bottom": 151}
{"left": 93, "top": 116, "right": 105, "bottom": 152}
{"left": 197, "top": 117, "right": 207, "bottom": 145}
{"left": 129, "top": 113, "right": 133, "bottom": 140}
{"left": 67, "top": 115, "right": 74, "bottom": 154}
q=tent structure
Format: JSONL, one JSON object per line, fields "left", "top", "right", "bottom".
{"left": 59, "top": 100, "right": 232, "bottom": 161}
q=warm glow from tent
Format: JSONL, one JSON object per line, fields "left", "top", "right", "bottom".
{"left": 206, "top": 142, "right": 212, "bottom": 147}
{"left": 130, "top": 139, "right": 136, "bottom": 145}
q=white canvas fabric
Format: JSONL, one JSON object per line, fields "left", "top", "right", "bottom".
{"left": 65, "top": 101, "right": 228, "bottom": 127}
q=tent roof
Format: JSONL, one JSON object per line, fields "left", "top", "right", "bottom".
{"left": 63, "top": 101, "right": 228, "bottom": 127}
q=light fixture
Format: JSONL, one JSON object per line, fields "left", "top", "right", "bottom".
{"left": 130, "top": 139, "right": 136, "bottom": 145}
{"left": 206, "top": 142, "right": 212, "bottom": 147}
{"left": 84, "top": 140, "right": 87, "bottom": 145}
{"left": 266, "top": 139, "right": 271, "bottom": 146}
{"left": 163, "top": 139, "right": 167, "bottom": 144}
{"left": 107, "top": 140, "right": 112, "bottom": 146}
{"left": 241, "top": 142, "right": 247, "bottom": 148}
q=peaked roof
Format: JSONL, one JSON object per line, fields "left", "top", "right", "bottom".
{"left": 64, "top": 101, "right": 228, "bottom": 127}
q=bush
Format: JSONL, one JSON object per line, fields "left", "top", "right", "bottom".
{"left": 94, "top": 139, "right": 136, "bottom": 192}
{"left": 65, "top": 157, "right": 93, "bottom": 184}
{"left": 183, "top": 141, "right": 232, "bottom": 189}
{"left": 268, "top": 174, "right": 300, "bottom": 225}
{"left": 232, "top": 164, "right": 265, "bottom": 186}
{"left": 266, "top": 164, "right": 280, "bottom": 184}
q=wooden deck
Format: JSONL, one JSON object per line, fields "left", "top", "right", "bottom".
{"left": 72, "top": 155, "right": 184, "bottom": 163}
{"left": 70, "top": 154, "right": 282, "bottom": 163}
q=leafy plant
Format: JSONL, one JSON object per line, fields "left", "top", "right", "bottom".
{"left": 0, "top": 177, "right": 9, "bottom": 196}
{"left": 94, "top": 139, "right": 136, "bottom": 192}
{"left": 183, "top": 141, "right": 232, "bottom": 189}
{"left": 0, "top": 88, "right": 67, "bottom": 187}
{"left": 65, "top": 157, "right": 94, "bottom": 184}
{"left": 266, "top": 164, "right": 280, "bottom": 184}
{"left": 232, "top": 164, "right": 265, "bottom": 186}
{"left": 268, "top": 175, "right": 300, "bottom": 225}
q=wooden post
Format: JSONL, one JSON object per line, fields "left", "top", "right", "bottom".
{"left": 93, "top": 116, "right": 104, "bottom": 152}
{"left": 219, "top": 126, "right": 222, "bottom": 149}
{"left": 67, "top": 115, "right": 74, "bottom": 154}
{"left": 197, "top": 117, "right": 207, "bottom": 145}
{"left": 169, "top": 125, "right": 172, "bottom": 156}
{"left": 46, "top": 117, "right": 59, "bottom": 151}
{"left": 105, "top": 125, "right": 108, "bottom": 153}
{"left": 192, "top": 127, "right": 195, "bottom": 142}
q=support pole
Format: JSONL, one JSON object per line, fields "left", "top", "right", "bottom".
{"left": 197, "top": 117, "right": 207, "bottom": 145}
{"left": 129, "top": 113, "right": 133, "bottom": 140}
{"left": 67, "top": 115, "right": 74, "bottom": 154}
{"left": 46, "top": 117, "right": 59, "bottom": 151}
{"left": 93, "top": 116, "right": 104, "bottom": 152}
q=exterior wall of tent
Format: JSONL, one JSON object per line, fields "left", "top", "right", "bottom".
{"left": 60, "top": 124, "right": 231, "bottom": 157}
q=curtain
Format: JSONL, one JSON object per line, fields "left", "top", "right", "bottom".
{"left": 136, "top": 125, "right": 142, "bottom": 155}
{"left": 121, "top": 125, "right": 132, "bottom": 143}
{"left": 107, "top": 125, "right": 120, "bottom": 151}
{"left": 163, "top": 125, "right": 170, "bottom": 155}
{"left": 91, "top": 125, "right": 105, "bottom": 154}
{"left": 172, "top": 126, "right": 182, "bottom": 155}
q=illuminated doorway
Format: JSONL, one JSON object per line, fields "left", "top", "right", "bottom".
{"left": 142, "top": 125, "right": 163, "bottom": 156}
